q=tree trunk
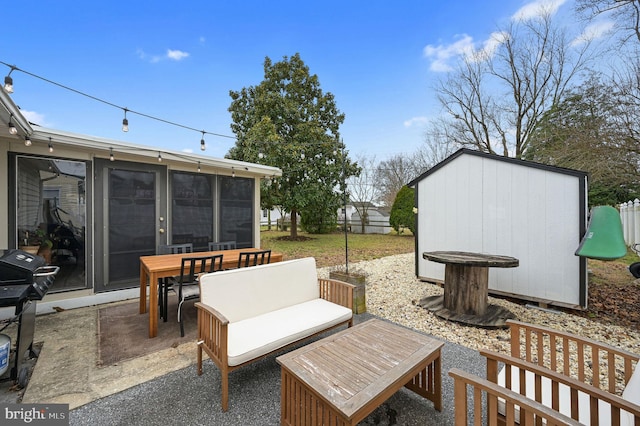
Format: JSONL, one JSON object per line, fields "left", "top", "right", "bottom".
{"left": 290, "top": 208, "right": 298, "bottom": 238}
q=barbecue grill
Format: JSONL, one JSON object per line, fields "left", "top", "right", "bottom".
{"left": 0, "top": 249, "right": 58, "bottom": 386}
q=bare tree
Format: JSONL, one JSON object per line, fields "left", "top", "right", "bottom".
{"left": 347, "top": 154, "right": 381, "bottom": 233}
{"left": 433, "top": 9, "right": 593, "bottom": 158}
{"left": 576, "top": 0, "right": 640, "bottom": 45}
{"left": 418, "top": 117, "right": 459, "bottom": 168}
{"left": 376, "top": 155, "right": 421, "bottom": 207}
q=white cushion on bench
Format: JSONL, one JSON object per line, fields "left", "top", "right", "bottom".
{"left": 227, "top": 298, "right": 353, "bottom": 366}
{"left": 497, "top": 365, "right": 626, "bottom": 425}
{"left": 621, "top": 367, "right": 640, "bottom": 425}
{"left": 199, "top": 257, "right": 320, "bottom": 323}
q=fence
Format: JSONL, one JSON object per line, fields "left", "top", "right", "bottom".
{"left": 619, "top": 200, "right": 640, "bottom": 248}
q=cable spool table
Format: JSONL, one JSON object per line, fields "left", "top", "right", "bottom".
{"left": 419, "top": 251, "right": 519, "bottom": 328}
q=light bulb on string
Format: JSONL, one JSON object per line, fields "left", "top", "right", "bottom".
{"left": 200, "top": 131, "right": 206, "bottom": 151}
{"left": 122, "top": 108, "right": 129, "bottom": 132}
{"left": 109, "top": 148, "right": 115, "bottom": 162}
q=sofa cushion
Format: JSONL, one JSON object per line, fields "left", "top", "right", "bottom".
{"left": 199, "top": 257, "right": 319, "bottom": 323}
{"left": 226, "top": 298, "right": 352, "bottom": 366}
{"left": 497, "top": 365, "right": 615, "bottom": 424}
{"left": 621, "top": 366, "right": 640, "bottom": 425}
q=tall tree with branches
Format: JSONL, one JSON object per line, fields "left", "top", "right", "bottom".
{"left": 576, "top": 0, "right": 640, "bottom": 45}
{"left": 227, "top": 53, "right": 359, "bottom": 238}
{"left": 433, "top": 8, "right": 593, "bottom": 158}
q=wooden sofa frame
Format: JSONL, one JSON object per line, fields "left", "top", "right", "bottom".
{"left": 480, "top": 320, "right": 639, "bottom": 425}
{"left": 195, "top": 277, "right": 354, "bottom": 411}
{"left": 449, "top": 368, "right": 581, "bottom": 425}
{"left": 480, "top": 350, "right": 640, "bottom": 425}
{"left": 505, "top": 320, "right": 638, "bottom": 394}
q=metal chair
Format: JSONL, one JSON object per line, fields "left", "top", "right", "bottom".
{"left": 208, "top": 241, "right": 237, "bottom": 251}
{"left": 157, "top": 243, "right": 193, "bottom": 321}
{"left": 166, "top": 254, "right": 223, "bottom": 337}
{"left": 237, "top": 250, "right": 271, "bottom": 268}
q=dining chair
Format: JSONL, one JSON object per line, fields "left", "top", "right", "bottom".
{"left": 237, "top": 250, "right": 271, "bottom": 268}
{"left": 166, "top": 254, "right": 224, "bottom": 337}
{"left": 157, "top": 243, "right": 193, "bottom": 321}
{"left": 208, "top": 241, "right": 237, "bottom": 251}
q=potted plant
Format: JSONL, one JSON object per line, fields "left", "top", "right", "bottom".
{"left": 329, "top": 265, "right": 368, "bottom": 314}
{"left": 21, "top": 228, "right": 53, "bottom": 263}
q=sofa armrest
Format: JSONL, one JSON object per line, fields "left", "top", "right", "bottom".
{"left": 448, "top": 367, "right": 581, "bottom": 425}
{"left": 507, "top": 319, "right": 639, "bottom": 393}
{"left": 480, "top": 349, "right": 640, "bottom": 424}
{"left": 318, "top": 278, "right": 354, "bottom": 310}
{"left": 195, "top": 302, "right": 230, "bottom": 372}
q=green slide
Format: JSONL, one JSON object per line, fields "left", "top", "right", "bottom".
{"left": 575, "top": 205, "right": 627, "bottom": 260}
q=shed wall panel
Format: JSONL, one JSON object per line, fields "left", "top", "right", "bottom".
{"left": 417, "top": 153, "right": 584, "bottom": 307}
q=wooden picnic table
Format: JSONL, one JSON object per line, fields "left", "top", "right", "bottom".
{"left": 421, "top": 251, "right": 519, "bottom": 327}
{"left": 139, "top": 248, "right": 283, "bottom": 338}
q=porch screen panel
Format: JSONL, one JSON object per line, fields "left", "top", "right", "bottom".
{"left": 171, "top": 172, "right": 213, "bottom": 251}
{"left": 108, "top": 169, "right": 156, "bottom": 282}
{"left": 218, "top": 176, "right": 254, "bottom": 249}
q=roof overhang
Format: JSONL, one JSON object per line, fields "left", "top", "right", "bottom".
{"left": 0, "top": 89, "right": 281, "bottom": 178}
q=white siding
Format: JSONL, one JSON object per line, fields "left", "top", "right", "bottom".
{"left": 417, "top": 153, "right": 585, "bottom": 307}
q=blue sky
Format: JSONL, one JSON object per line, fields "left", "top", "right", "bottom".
{"left": 4, "top": 0, "right": 611, "bottom": 161}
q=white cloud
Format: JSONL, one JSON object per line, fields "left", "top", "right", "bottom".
{"left": 167, "top": 49, "right": 189, "bottom": 61}
{"left": 423, "top": 31, "right": 509, "bottom": 72}
{"left": 572, "top": 20, "right": 615, "bottom": 46}
{"left": 182, "top": 148, "right": 194, "bottom": 153}
{"left": 512, "top": 0, "right": 567, "bottom": 22}
{"left": 423, "top": 0, "right": 571, "bottom": 72}
{"left": 423, "top": 34, "right": 475, "bottom": 72}
{"left": 137, "top": 48, "right": 190, "bottom": 63}
{"left": 21, "top": 110, "right": 49, "bottom": 127}
{"left": 403, "top": 116, "right": 429, "bottom": 127}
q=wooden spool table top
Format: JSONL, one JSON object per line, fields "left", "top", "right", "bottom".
{"left": 422, "top": 251, "right": 519, "bottom": 268}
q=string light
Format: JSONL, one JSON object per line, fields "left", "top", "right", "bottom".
{"left": 24, "top": 135, "right": 32, "bottom": 146}
{"left": 48, "top": 137, "right": 53, "bottom": 152}
{"left": 157, "top": 151, "right": 162, "bottom": 162}
{"left": 8, "top": 114, "right": 17, "bottom": 135}
{"left": 4, "top": 65, "right": 15, "bottom": 93}
{"left": 197, "top": 161, "right": 201, "bottom": 173}
{"left": 0, "top": 61, "right": 235, "bottom": 151}
{"left": 122, "top": 108, "right": 129, "bottom": 132}
{"left": 231, "top": 167, "right": 235, "bottom": 178}
{"left": 200, "top": 131, "right": 206, "bottom": 151}
{"left": 109, "top": 148, "right": 114, "bottom": 161}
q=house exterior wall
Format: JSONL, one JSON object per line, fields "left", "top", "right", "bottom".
{"left": 0, "top": 133, "right": 280, "bottom": 317}
{"left": 413, "top": 150, "right": 588, "bottom": 309}
{"left": 350, "top": 209, "right": 392, "bottom": 234}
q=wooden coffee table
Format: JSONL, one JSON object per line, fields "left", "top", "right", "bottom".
{"left": 276, "top": 319, "right": 443, "bottom": 425}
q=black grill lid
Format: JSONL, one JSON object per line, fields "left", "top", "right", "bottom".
{"left": 0, "top": 249, "right": 47, "bottom": 283}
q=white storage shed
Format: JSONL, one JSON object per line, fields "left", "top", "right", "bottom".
{"left": 408, "top": 149, "right": 589, "bottom": 309}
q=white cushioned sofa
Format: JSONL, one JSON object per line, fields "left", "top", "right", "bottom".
{"left": 482, "top": 320, "right": 639, "bottom": 425}
{"left": 195, "top": 257, "right": 354, "bottom": 411}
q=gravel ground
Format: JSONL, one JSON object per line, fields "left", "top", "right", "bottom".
{"left": 319, "top": 253, "right": 640, "bottom": 358}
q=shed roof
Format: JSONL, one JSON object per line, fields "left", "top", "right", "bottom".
{"left": 407, "top": 148, "right": 588, "bottom": 188}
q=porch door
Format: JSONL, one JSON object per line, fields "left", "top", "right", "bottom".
{"left": 95, "top": 160, "right": 167, "bottom": 291}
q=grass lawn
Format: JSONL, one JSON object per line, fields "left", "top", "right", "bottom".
{"left": 260, "top": 230, "right": 415, "bottom": 268}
